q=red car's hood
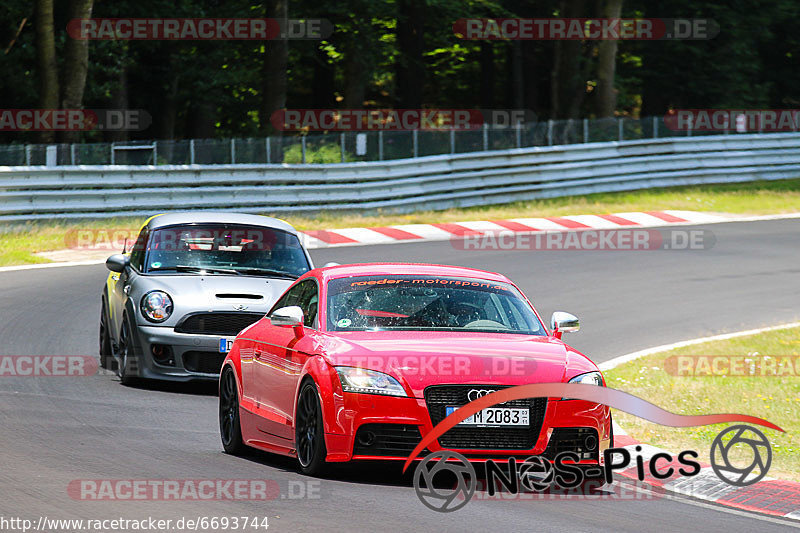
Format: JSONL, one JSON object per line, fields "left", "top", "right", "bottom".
{"left": 320, "top": 331, "right": 597, "bottom": 398}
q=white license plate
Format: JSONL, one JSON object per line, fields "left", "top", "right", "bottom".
{"left": 218, "top": 338, "right": 234, "bottom": 353}
{"left": 446, "top": 406, "right": 529, "bottom": 426}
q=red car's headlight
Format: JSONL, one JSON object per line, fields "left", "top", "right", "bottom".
{"left": 335, "top": 367, "right": 407, "bottom": 397}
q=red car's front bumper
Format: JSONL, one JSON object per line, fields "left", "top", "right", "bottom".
{"left": 323, "top": 392, "right": 611, "bottom": 464}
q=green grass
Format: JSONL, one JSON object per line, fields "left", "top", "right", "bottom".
{"left": 1, "top": 178, "right": 799, "bottom": 266}
{"left": 604, "top": 326, "right": 800, "bottom": 482}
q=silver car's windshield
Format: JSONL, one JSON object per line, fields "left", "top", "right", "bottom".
{"left": 327, "top": 275, "right": 545, "bottom": 335}
{"left": 142, "top": 224, "right": 310, "bottom": 277}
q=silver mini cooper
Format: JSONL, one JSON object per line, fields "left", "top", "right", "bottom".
{"left": 99, "top": 212, "right": 313, "bottom": 383}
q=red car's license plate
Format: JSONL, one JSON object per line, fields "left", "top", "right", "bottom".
{"left": 446, "top": 406, "right": 529, "bottom": 426}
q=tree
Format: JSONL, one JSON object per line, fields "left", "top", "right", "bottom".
{"left": 594, "top": 0, "right": 623, "bottom": 117}
{"left": 60, "top": 0, "right": 94, "bottom": 143}
{"left": 34, "top": 0, "right": 58, "bottom": 142}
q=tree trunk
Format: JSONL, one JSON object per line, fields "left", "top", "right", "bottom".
{"left": 35, "top": 0, "right": 59, "bottom": 143}
{"left": 312, "top": 45, "right": 336, "bottom": 108}
{"left": 595, "top": 0, "right": 623, "bottom": 117}
{"left": 261, "top": 0, "right": 288, "bottom": 134}
{"left": 509, "top": 41, "right": 524, "bottom": 111}
{"left": 479, "top": 42, "right": 495, "bottom": 108}
{"left": 395, "top": 0, "right": 425, "bottom": 108}
{"left": 342, "top": 47, "right": 367, "bottom": 108}
{"left": 550, "top": 0, "right": 586, "bottom": 119}
{"left": 59, "top": 0, "right": 94, "bottom": 143}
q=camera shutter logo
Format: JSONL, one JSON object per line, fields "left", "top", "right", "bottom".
{"left": 413, "top": 450, "right": 476, "bottom": 512}
{"left": 710, "top": 425, "right": 772, "bottom": 487}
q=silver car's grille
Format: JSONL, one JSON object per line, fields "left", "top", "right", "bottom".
{"left": 174, "top": 312, "right": 263, "bottom": 336}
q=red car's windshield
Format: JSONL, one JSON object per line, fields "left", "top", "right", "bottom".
{"left": 327, "top": 275, "right": 544, "bottom": 335}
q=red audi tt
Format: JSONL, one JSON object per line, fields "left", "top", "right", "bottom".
{"left": 218, "top": 263, "right": 611, "bottom": 475}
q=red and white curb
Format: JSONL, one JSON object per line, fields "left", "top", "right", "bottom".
{"left": 298, "top": 210, "right": 725, "bottom": 249}
{"left": 611, "top": 422, "right": 800, "bottom": 520}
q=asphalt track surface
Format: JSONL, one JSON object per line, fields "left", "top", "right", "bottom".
{"left": 0, "top": 219, "right": 799, "bottom": 532}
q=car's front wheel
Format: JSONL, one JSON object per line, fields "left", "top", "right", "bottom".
{"left": 295, "top": 379, "right": 328, "bottom": 476}
{"left": 99, "top": 299, "right": 113, "bottom": 369}
{"left": 219, "top": 367, "right": 246, "bottom": 455}
{"left": 116, "top": 315, "right": 138, "bottom": 385}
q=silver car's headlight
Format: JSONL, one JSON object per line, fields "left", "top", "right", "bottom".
{"left": 140, "top": 290, "right": 173, "bottom": 322}
{"left": 335, "top": 367, "right": 407, "bottom": 397}
{"left": 563, "top": 371, "right": 604, "bottom": 399}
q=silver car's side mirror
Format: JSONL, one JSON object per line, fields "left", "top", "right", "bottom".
{"left": 270, "top": 306, "right": 304, "bottom": 327}
{"left": 550, "top": 311, "right": 580, "bottom": 335}
{"left": 106, "top": 254, "right": 129, "bottom": 273}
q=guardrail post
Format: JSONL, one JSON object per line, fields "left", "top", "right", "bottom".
{"left": 583, "top": 118, "right": 589, "bottom": 143}
{"left": 340, "top": 133, "right": 346, "bottom": 162}
{"left": 70, "top": 143, "right": 76, "bottom": 165}
{"left": 515, "top": 123, "right": 521, "bottom": 148}
{"left": 190, "top": 139, "right": 195, "bottom": 164}
{"left": 482, "top": 123, "right": 488, "bottom": 150}
{"left": 618, "top": 118, "right": 623, "bottom": 141}
{"left": 687, "top": 117, "right": 692, "bottom": 137}
{"left": 110, "top": 142, "right": 115, "bottom": 165}
{"left": 450, "top": 129, "right": 456, "bottom": 154}
{"left": 266, "top": 137, "right": 271, "bottom": 163}
{"left": 652, "top": 116, "right": 658, "bottom": 139}
{"left": 547, "top": 120, "right": 553, "bottom": 146}
{"left": 301, "top": 136, "right": 307, "bottom": 163}
{"left": 378, "top": 131, "right": 384, "bottom": 161}
{"left": 230, "top": 139, "right": 236, "bottom": 164}
{"left": 153, "top": 142, "right": 158, "bottom": 165}
{"left": 412, "top": 129, "right": 418, "bottom": 157}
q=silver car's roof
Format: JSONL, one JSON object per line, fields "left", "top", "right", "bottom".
{"left": 146, "top": 212, "right": 299, "bottom": 235}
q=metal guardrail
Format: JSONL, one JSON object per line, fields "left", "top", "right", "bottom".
{"left": 1, "top": 133, "right": 799, "bottom": 222}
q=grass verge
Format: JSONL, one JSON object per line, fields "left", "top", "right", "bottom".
{"left": 1, "top": 178, "right": 799, "bottom": 266}
{"left": 604, "top": 325, "right": 800, "bottom": 482}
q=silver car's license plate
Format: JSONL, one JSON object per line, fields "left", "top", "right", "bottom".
{"left": 218, "top": 338, "right": 234, "bottom": 353}
{"left": 446, "top": 406, "right": 529, "bottom": 426}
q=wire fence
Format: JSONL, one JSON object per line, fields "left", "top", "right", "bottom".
{"left": 0, "top": 116, "right": 745, "bottom": 166}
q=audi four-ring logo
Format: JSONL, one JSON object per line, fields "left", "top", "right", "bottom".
{"left": 466, "top": 389, "right": 500, "bottom": 402}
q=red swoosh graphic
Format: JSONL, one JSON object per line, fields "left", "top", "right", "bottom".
{"left": 402, "top": 383, "right": 783, "bottom": 473}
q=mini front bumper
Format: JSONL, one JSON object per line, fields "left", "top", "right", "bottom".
{"left": 127, "top": 325, "right": 234, "bottom": 381}
{"left": 323, "top": 392, "right": 611, "bottom": 464}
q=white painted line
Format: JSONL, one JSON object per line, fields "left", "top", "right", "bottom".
{"left": 457, "top": 221, "right": 510, "bottom": 232}
{"left": 561, "top": 214, "right": 625, "bottom": 229}
{"left": 0, "top": 259, "right": 106, "bottom": 272}
{"left": 330, "top": 227, "right": 399, "bottom": 245}
{"left": 389, "top": 224, "right": 455, "bottom": 240}
{"left": 612, "top": 212, "right": 671, "bottom": 226}
{"left": 663, "top": 210, "right": 727, "bottom": 223}
{"left": 508, "top": 218, "right": 569, "bottom": 231}
{"left": 599, "top": 322, "right": 800, "bottom": 371}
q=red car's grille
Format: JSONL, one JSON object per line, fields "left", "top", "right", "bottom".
{"left": 424, "top": 385, "right": 547, "bottom": 450}
{"left": 174, "top": 312, "right": 262, "bottom": 336}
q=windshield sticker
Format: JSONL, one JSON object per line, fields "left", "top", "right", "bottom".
{"left": 151, "top": 262, "right": 162, "bottom": 269}
{"left": 337, "top": 318, "right": 352, "bottom": 328}
{"left": 348, "top": 278, "right": 508, "bottom": 291}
